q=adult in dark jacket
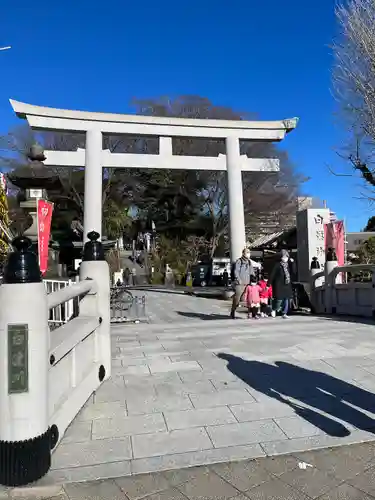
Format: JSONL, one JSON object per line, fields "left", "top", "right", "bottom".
{"left": 230, "top": 248, "right": 255, "bottom": 319}
{"left": 269, "top": 249, "right": 295, "bottom": 318}
{"left": 122, "top": 267, "right": 131, "bottom": 286}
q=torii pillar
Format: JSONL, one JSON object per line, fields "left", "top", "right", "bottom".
{"left": 10, "top": 100, "right": 298, "bottom": 262}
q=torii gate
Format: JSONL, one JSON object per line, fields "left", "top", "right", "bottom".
{"left": 10, "top": 100, "right": 298, "bottom": 261}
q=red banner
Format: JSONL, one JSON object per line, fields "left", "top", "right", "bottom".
{"left": 324, "top": 220, "right": 345, "bottom": 266}
{"left": 37, "top": 200, "right": 54, "bottom": 275}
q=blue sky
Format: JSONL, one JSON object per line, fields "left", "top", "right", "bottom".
{"left": 0, "top": 0, "right": 371, "bottom": 231}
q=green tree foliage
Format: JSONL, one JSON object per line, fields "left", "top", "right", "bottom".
{"left": 0, "top": 181, "right": 10, "bottom": 264}
{"left": 1, "top": 126, "right": 132, "bottom": 240}
{"left": 363, "top": 216, "right": 375, "bottom": 232}
{"left": 357, "top": 236, "right": 375, "bottom": 264}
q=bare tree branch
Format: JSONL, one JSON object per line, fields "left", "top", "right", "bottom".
{"left": 332, "top": 0, "right": 375, "bottom": 191}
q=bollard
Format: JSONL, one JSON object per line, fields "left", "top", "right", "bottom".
{"left": 79, "top": 231, "right": 111, "bottom": 382}
{"left": 324, "top": 249, "right": 339, "bottom": 314}
{"left": 0, "top": 237, "right": 50, "bottom": 486}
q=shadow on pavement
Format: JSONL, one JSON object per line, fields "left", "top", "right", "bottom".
{"left": 315, "top": 315, "right": 375, "bottom": 326}
{"left": 176, "top": 311, "right": 231, "bottom": 320}
{"left": 218, "top": 354, "right": 375, "bottom": 438}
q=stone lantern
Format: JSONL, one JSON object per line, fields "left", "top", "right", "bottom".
{"left": 8, "top": 144, "right": 59, "bottom": 243}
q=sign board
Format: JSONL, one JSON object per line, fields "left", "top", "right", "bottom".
{"left": 8, "top": 324, "right": 28, "bottom": 394}
{"left": 27, "top": 188, "right": 44, "bottom": 199}
{"left": 297, "top": 209, "right": 330, "bottom": 282}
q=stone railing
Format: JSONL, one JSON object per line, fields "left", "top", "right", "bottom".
{"left": 0, "top": 231, "right": 110, "bottom": 487}
{"left": 311, "top": 262, "right": 375, "bottom": 317}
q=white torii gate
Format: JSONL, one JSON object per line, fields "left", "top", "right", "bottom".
{"left": 10, "top": 99, "right": 298, "bottom": 261}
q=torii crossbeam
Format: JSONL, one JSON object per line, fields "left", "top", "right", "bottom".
{"left": 10, "top": 99, "right": 298, "bottom": 261}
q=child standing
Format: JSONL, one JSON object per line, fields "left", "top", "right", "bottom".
{"left": 244, "top": 276, "right": 262, "bottom": 319}
{"left": 258, "top": 275, "right": 273, "bottom": 317}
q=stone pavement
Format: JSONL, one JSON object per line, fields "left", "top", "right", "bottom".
{"left": 24, "top": 441, "right": 375, "bottom": 499}
{"left": 144, "top": 289, "right": 233, "bottom": 324}
{"left": 46, "top": 291, "right": 375, "bottom": 485}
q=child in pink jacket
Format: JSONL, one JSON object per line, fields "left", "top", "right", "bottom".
{"left": 244, "top": 276, "right": 262, "bottom": 319}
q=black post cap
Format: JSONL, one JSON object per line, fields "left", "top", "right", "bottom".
{"left": 326, "top": 247, "right": 337, "bottom": 262}
{"left": 310, "top": 257, "right": 320, "bottom": 269}
{"left": 28, "top": 143, "right": 46, "bottom": 162}
{"left": 82, "top": 231, "right": 105, "bottom": 261}
{"left": 3, "top": 236, "right": 42, "bottom": 284}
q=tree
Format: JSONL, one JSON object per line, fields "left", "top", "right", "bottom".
{"left": 332, "top": 0, "right": 375, "bottom": 191}
{"left": 0, "top": 125, "right": 133, "bottom": 240}
{"left": 131, "top": 95, "right": 305, "bottom": 254}
{"left": 1, "top": 95, "right": 305, "bottom": 261}
{"left": 357, "top": 236, "right": 375, "bottom": 263}
{"left": 364, "top": 216, "right": 375, "bottom": 232}
{"left": 0, "top": 177, "right": 10, "bottom": 265}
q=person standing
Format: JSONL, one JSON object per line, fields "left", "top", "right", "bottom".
{"left": 269, "top": 249, "right": 295, "bottom": 319}
{"left": 222, "top": 268, "right": 229, "bottom": 287}
{"left": 244, "top": 276, "right": 262, "bottom": 319}
{"left": 258, "top": 275, "right": 272, "bottom": 317}
{"left": 230, "top": 248, "right": 254, "bottom": 319}
{"left": 131, "top": 267, "right": 137, "bottom": 286}
{"left": 122, "top": 267, "right": 131, "bottom": 286}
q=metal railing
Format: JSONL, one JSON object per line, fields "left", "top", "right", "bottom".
{"left": 45, "top": 280, "right": 148, "bottom": 325}
{"left": 44, "top": 278, "right": 78, "bottom": 327}
{"left": 110, "top": 286, "right": 147, "bottom": 323}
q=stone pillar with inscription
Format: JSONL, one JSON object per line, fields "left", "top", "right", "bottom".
{"left": 296, "top": 209, "right": 331, "bottom": 283}
{"left": 0, "top": 236, "right": 50, "bottom": 486}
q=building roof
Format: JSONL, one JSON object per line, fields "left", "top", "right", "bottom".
{"left": 249, "top": 227, "right": 296, "bottom": 250}
{"left": 249, "top": 231, "right": 285, "bottom": 249}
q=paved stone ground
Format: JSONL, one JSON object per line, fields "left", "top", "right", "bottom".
{"left": 45, "top": 291, "right": 375, "bottom": 485}
{"left": 145, "top": 289, "right": 233, "bottom": 324}
{"left": 18, "top": 441, "right": 375, "bottom": 499}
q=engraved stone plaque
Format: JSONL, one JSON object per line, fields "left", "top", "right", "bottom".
{"left": 8, "top": 324, "right": 28, "bottom": 394}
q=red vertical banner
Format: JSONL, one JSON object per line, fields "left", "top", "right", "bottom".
{"left": 335, "top": 220, "right": 345, "bottom": 267}
{"left": 37, "top": 200, "right": 54, "bottom": 275}
{"left": 324, "top": 220, "right": 345, "bottom": 266}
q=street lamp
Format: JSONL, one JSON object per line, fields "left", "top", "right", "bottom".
{"left": 0, "top": 46, "right": 11, "bottom": 51}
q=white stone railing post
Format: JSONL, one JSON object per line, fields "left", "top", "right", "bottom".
{"left": 310, "top": 269, "right": 325, "bottom": 314}
{"left": 79, "top": 231, "right": 111, "bottom": 382}
{"left": 324, "top": 255, "right": 338, "bottom": 314}
{"left": 0, "top": 237, "right": 51, "bottom": 486}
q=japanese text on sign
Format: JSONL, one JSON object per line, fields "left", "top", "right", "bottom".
{"left": 8, "top": 324, "right": 28, "bottom": 394}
